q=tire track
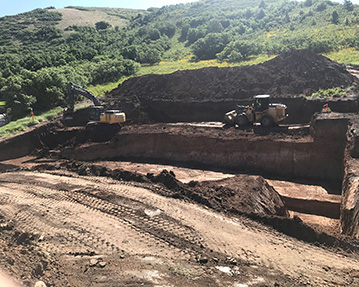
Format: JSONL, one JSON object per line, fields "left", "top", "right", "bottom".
{"left": 0, "top": 174, "right": 209, "bottom": 260}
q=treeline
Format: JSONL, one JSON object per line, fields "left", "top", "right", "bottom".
{"left": 1, "top": 1, "right": 359, "bottom": 120}
{"left": 143, "top": 0, "right": 359, "bottom": 61}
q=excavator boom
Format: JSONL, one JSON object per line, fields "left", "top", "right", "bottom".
{"left": 66, "top": 82, "right": 102, "bottom": 112}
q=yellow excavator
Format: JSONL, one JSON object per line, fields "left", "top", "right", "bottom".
{"left": 63, "top": 82, "right": 126, "bottom": 141}
{"left": 224, "top": 95, "right": 288, "bottom": 127}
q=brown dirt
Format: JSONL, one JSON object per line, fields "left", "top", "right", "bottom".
{"left": 1, "top": 170, "right": 359, "bottom": 287}
{"left": 104, "top": 50, "right": 359, "bottom": 123}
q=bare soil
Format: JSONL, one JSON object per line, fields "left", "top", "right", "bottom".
{"left": 1, "top": 170, "right": 359, "bottom": 287}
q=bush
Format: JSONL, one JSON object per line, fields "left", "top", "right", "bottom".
{"left": 192, "top": 33, "right": 230, "bottom": 60}
{"left": 217, "top": 40, "right": 261, "bottom": 62}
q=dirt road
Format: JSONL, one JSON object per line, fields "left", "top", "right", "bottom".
{"left": 0, "top": 170, "right": 358, "bottom": 286}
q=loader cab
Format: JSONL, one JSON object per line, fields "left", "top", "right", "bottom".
{"left": 254, "top": 95, "right": 270, "bottom": 112}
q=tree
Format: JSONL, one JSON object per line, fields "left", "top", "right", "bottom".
{"left": 259, "top": 0, "right": 266, "bottom": 9}
{"left": 95, "top": 21, "right": 111, "bottom": 30}
{"left": 284, "top": 12, "right": 290, "bottom": 23}
{"left": 256, "top": 9, "right": 266, "bottom": 20}
{"left": 187, "top": 28, "right": 205, "bottom": 45}
{"left": 180, "top": 23, "right": 190, "bottom": 41}
{"left": 157, "top": 22, "right": 176, "bottom": 38}
{"left": 331, "top": 11, "right": 339, "bottom": 24}
{"left": 138, "top": 46, "right": 161, "bottom": 64}
{"left": 192, "top": 33, "right": 230, "bottom": 60}
{"left": 207, "top": 19, "right": 224, "bottom": 33}
{"left": 304, "top": 0, "right": 313, "bottom": 7}
{"left": 244, "top": 8, "right": 252, "bottom": 19}
{"left": 344, "top": 0, "right": 354, "bottom": 12}
{"left": 147, "top": 28, "right": 161, "bottom": 40}
{"left": 217, "top": 40, "right": 260, "bottom": 62}
{"left": 316, "top": 2, "right": 327, "bottom": 12}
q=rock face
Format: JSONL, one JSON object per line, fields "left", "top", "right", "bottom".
{"left": 105, "top": 50, "right": 358, "bottom": 123}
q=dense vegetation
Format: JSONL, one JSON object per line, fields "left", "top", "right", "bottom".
{"left": 1, "top": 0, "right": 359, "bottom": 120}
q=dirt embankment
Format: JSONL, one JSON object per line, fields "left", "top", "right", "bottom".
{"left": 60, "top": 117, "right": 348, "bottom": 185}
{"left": 104, "top": 49, "right": 359, "bottom": 123}
{"left": 340, "top": 113, "right": 359, "bottom": 238}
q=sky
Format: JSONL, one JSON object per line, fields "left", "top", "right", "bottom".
{"left": 0, "top": 0, "right": 198, "bottom": 17}
{"left": 1, "top": 0, "right": 359, "bottom": 17}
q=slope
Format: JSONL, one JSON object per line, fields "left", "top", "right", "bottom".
{"left": 50, "top": 7, "right": 146, "bottom": 31}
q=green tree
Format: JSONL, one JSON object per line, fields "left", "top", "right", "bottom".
{"left": 217, "top": 40, "right": 260, "bottom": 62}
{"left": 284, "top": 12, "right": 290, "bottom": 23}
{"left": 95, "top": 21, "right": 111, "bottom": 30}
{"left": 316, "top": 2, "right": 327, "bottom": 12}
{"left": 332, "top": 11, "right": 339, "bottom": 24}
{"left": 138, "top": 46, "right": 161, "bottom": 64}
{"left": 180, "top": 23, "right": 190, "bottom": 41}
{"left": 1, "top": 75, "right": 37, "bottom": 120}
{"left": 192, "top": 33, "right": 230, "bottom": 60}
{"left": 187, "top": 28, "right": 205, "bottom": 45}
{"left": 259, "top": 0, "right": 266, "bottom": 9}
{"left": 304, "top": 0, "right": 313, "bottom": 7}
{"left": 148, "top": 28, "right": 161, "bottom": 40}
{"left": 207, "top": 19, "right": 224, "bottom": 33}
{"left": 257, "top": 9, "right": 266, "bottom": 20}
{"left": 344, "top": 0, "right": 354, "bottom": 12}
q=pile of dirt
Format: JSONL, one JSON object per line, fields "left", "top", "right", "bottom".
{"left": 191, "top": 175, "right": 289, "bottom": 217}
{"left": 105, "top": 50, "right": 358, "bottom": 116}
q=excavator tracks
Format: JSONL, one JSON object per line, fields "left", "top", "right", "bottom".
{"left": 0, "top": 172, "right": 212, "bottom": 261}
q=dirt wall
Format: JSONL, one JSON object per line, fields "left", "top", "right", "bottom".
{"left": 0, "top": 123, "right": 78, "bottom": 161}
{"left": 0, "top": 125, "right": 53, "bottom": 161}
{"left": 60, "top": 118, "right": 348, "bottom": 185}
{"left": 341, "top": 118, "right": 359, "bottom": 238}
{"left": 121, "top": 97, "right": 358, "bottom": 124}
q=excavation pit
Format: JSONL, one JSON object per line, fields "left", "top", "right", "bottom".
{"left": 1, "top": 112, "right": 358, "bottom": 238}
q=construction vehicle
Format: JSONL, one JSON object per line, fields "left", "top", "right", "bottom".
{"left": 63, "top": 82, "right": 126, "bottom": 141}
{"left": 224, "top": 95, "right": 287, "bottom": 127}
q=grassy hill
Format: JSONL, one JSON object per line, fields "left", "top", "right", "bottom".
{"left": 50, "top": 7, "right": 146, "bottom": 31}
{"left": 1, "top": 0, "right": 359, "bottom": 122}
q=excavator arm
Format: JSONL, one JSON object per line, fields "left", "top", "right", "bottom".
{"left": 66, "top": 82, "right": 102, "bottom": 112}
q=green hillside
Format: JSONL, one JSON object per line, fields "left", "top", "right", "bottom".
{"left": 1, "top": 0, "right": 359, "bottom": 121}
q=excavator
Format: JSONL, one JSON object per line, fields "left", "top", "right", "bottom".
{"left": 63, "top": 82, "right": 126, "bottom": 141}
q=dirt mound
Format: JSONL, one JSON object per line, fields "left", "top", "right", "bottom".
{"left": 192, "top": 175, "right": 289, "bottom": 217}
{"left": 105, "top": 50, "right": 358, "bottom": 122}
